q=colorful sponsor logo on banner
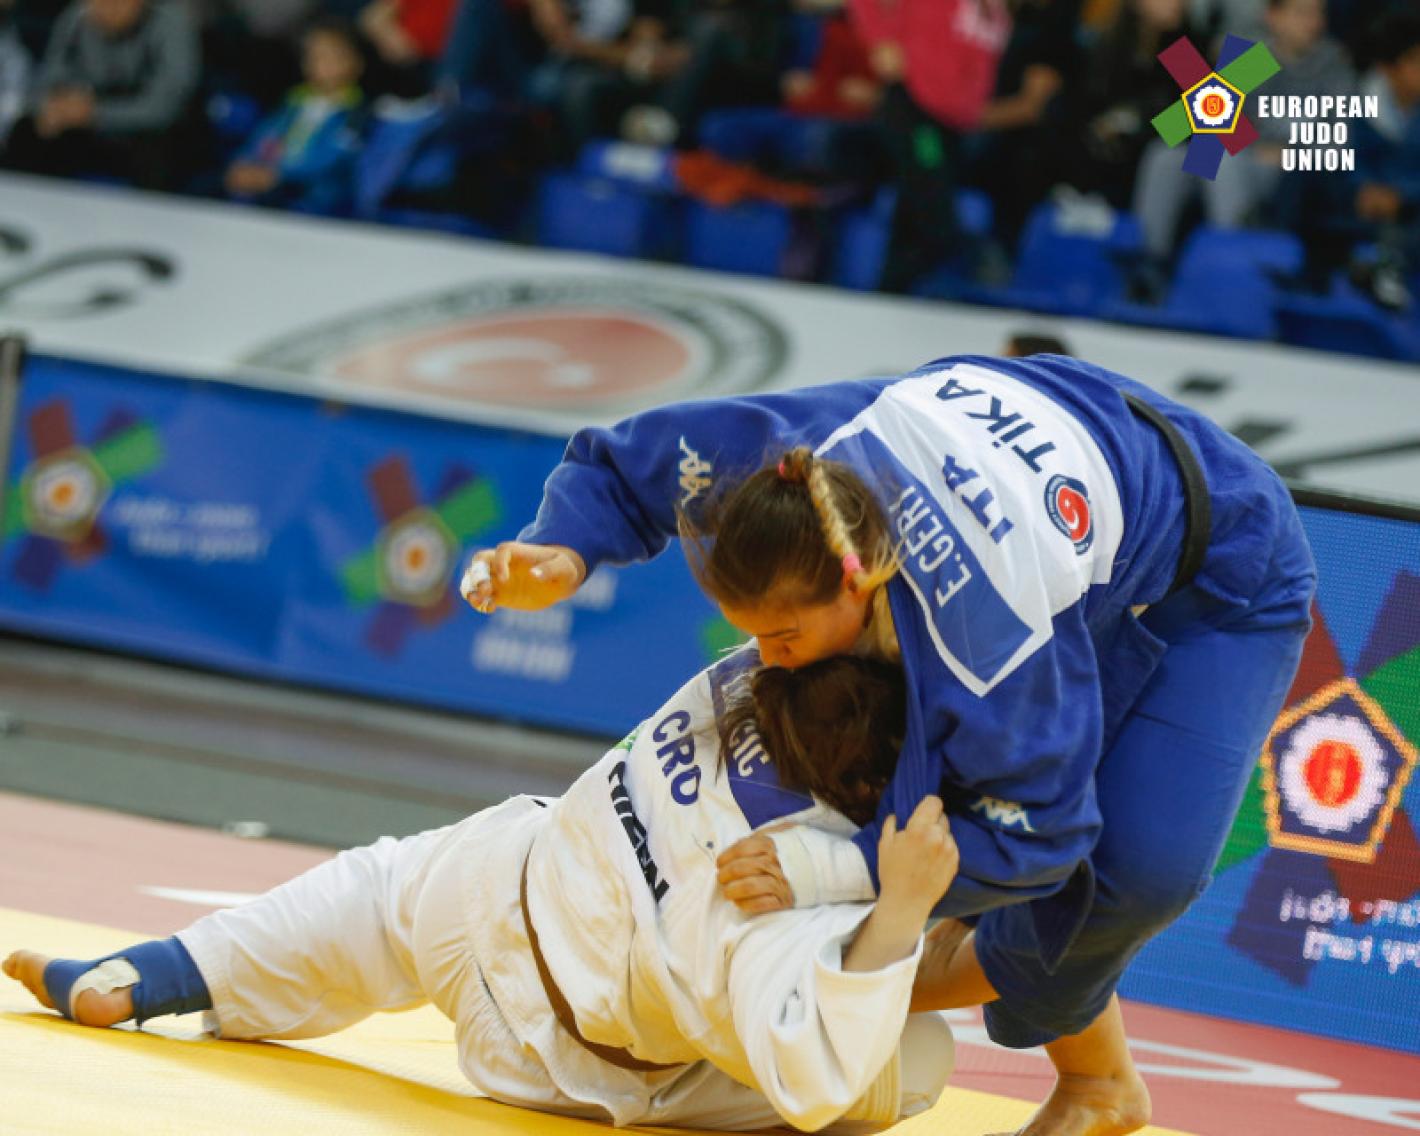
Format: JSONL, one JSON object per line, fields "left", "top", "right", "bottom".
{"left": 1151, "top": 34, "right": 1280, "bottom": 180}
{"left": 4, "top": 399, "right": 162, "bottom": 590}
{"left": 1262, "top": 679, "right": 1418, "bottom": 864}
{"left": 1205, "top": 561, "right": 1420, "bottom": 1014}
{"left": 339, "top": 455, "right": 501, "bottom": 656}
{"left": 240, "top": 278, "right": 787, "bottom": 414}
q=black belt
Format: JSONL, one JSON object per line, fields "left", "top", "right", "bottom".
{"left": 519, "top": 853, "right": 682, "bottom": 1074}
{"left": 1122, "top": 392, "right": 1212, "bottom": 597}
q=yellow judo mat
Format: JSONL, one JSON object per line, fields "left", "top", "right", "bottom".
{"left": 1, "top": 908, "right": 1196, "bottom": 1136}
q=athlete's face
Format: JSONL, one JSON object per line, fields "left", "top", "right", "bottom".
{"left": 721, "top": 584, "right": 872, "bottom": 670}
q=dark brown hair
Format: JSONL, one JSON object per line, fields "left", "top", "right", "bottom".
{"left": 678, "top": 446, "right": 896, "bottom": 610}
{"left": 720, "top": 656, "right": 906, "bottom": 826}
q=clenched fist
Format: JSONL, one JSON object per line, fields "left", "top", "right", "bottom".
{"left": 461, "top": 542, "right": 586, "bottom": 613}
{"left": 877, "top": 795, "right": 959, "bottom": 924}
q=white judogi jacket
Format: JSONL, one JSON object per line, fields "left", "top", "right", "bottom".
{"left": 464, "top": 652, "right": 924, "bottom": 1131}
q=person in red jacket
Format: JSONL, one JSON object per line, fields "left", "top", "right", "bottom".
{"left": 849, "top": 0, "right": 1012, "bottom": 291}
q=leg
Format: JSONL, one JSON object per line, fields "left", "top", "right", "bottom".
{"left": 1203, "top": 152, "right": 1280, "bottom": 230}
{"left": 5, "top": 826, "right": 451, "bottom": 1039}
{"left": 181, "top": 829, "right": 446, "bottom": 1039}
{"left": 974, "top": 611, "right": 1309, "bottom": 1132}
{"left": 1132, "top": 139, "right": 1195, "bottom": 260}
{"left": 878, "top": 85, "right": 965, "bottom": 293}
{"left": 911, "top": 931, "right": 1146, "bottom": 1136}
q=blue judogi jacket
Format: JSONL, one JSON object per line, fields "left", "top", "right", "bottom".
{"left": 521, "top": 353, "right": 1300, "bottom": 953}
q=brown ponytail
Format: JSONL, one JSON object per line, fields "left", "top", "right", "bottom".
{"left": 679, "top": 446, "right": 896, "bottom": 610}
{"left": 719, "top": 656, "right": 906, "bottom": 826}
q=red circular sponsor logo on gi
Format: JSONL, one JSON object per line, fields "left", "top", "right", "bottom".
{"left": 1045, "top": 474, "right": 1093, "bottom": 554}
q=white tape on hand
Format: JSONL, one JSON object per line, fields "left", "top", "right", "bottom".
{"left": 461, "top": 558, "right": 492, "bottom": 606}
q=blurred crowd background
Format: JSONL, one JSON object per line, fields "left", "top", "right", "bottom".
{"left": 1, "top": 0, "right": 1418, "bottom": 357}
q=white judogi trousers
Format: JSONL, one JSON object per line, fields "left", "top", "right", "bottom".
{"left": 178, "top": 796, "right": 954, "bottom": 1132}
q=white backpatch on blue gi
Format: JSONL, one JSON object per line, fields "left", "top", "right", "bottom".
{"left": 817, "top": 364, "right": 1123, "bottom": 695}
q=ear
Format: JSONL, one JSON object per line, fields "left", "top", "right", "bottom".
{"left": 843, "top": 574, "right": 872, "bottom": 601}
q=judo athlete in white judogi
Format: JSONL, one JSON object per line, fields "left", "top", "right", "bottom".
{"left": 4, "top": 655, "right": 958, "bottom": 1133}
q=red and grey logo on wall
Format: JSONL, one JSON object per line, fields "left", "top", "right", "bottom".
{"left": 240, "top": 278, "right": 786, "bottom": 418}
{"left": 1044, "top": 474, "right": 1093, "bottom": 555}
{"left": 1262, "top": 678, "right": 1418, "bottom": 864}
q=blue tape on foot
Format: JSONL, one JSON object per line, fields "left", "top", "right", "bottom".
{"left": 42, "top": 938, "right": 211, "bottom": 1024}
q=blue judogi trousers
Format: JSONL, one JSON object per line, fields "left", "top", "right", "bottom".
{"left": 975, "top": 506, "right": 1317, "bottom": 1049}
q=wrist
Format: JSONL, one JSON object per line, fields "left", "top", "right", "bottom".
{"left": 876, "top": 889, "right": 934, "bottom": 932}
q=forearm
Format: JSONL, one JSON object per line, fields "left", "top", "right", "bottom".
{"left": 842, "top": 900, "right": 924, "bottom": 972}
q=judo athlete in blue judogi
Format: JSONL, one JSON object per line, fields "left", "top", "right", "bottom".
{"left": 465, "top": 352, "right": 1317, "bottom": 1136}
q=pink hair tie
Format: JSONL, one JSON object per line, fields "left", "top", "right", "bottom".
{"left": 842, "top": 553, "right": 863, "bottom": 578}
{"left": 776, "top": 459, "right": 789, "bottom": 479}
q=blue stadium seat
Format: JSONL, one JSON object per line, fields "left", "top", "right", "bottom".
{"left": 786, "top": 11, "right": 827, "bottom": 70}
{"left": 536, "top": 172, "right": 680, "bottom": 258}
{"left": 683, "top": 199, "right": 794, "bottom": 277}
{"left": 206, "top": 92, "right": 262, "bottom": 156}
{"left": 354, "top": 96, "right": 513, "bottom": 232}
{"left": 833, "top": 188, "right": 994, "bottom": 292}
{"left": 1105, "top": 226, "right": 1304, "bottom": 340}
{"left": 1274, "top": 281, "right": 1420, "bottom": 361}
{"left": 576, "top": 140, "right": 678, "bottom": 192}
{"left": 976, "top": 197, "right": 1143, "bottom": 316}
{"left": 696, "top": 108, "right": 875, "bottom": 178}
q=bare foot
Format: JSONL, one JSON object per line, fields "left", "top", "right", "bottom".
{"left": 991, "top": 1072, "right": 1152, "bottom": 1136}
{"left": 3, "top": 950, "right": 134, "bottom": 1027}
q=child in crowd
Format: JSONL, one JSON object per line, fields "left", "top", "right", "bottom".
{"left": 224, "top": 18, "right": 367, "bottom": 215}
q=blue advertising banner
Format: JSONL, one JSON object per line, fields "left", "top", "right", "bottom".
{"left": 1123, "top": 504, "right": 1420, "bottom": 1054}
{"left": 0, "top": 353, "right": 733, "bottom": 735}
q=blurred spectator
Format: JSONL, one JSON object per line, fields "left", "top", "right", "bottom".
{"left": 1270, "top": 7, "right": 1419, "bottom": 310}
{"left": 621, "top": 0, "right": 787, "bottom": 147}
{"left": 3, "top": 0, "right": 201, "bottom": 189}
{"left": 1190, "top": 0, "right": 1264, "bottom": 45}
{"left": 1131, "top": 0, "right": 1353, "bottom": 288}
{"left": 850, "top": 0, "right": 1012, "bottom": 292}
{"left": 781, "top": 4, "right": 878, "bottom": 121}
{"left": 11, "top": 0, "right": 68, "bottom": 58}
{"left": 543, "top": 1, "right": 683, "bottom": 149}
{"left": 1344, "top": 8, "right": 1420, "bottom": 309}
{"left": 1045, "top": 0, "right": 1198, "bottom": 210}
{"left": 359, "top": 0, "right": 458, "bottom": 95}
{"left": 966, "top": 0, "right": 1083, "bottom": 252}
{"left": 0, "top": 0, "right": 31, "bottom": 151}
{"left": 437, "top": 0, "right": 664, "bottom": 151}
{"left": 200, "top": 0, "right": 320, "bottom": 107}
{"left": 224, "top": 17, "right": 366, "bottom": 214}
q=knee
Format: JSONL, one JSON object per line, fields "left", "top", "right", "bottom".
{"left": 1097, "top": 858, "right": 1205, "bottom": 935}
{"left": 897, "top": 1012, "right": 955, "bottom": 1118}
